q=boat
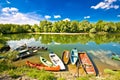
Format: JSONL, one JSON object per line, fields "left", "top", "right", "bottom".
{"left": 40, "top": 56, "right": 53, "bottom": 66}
{"left": 15, "top": 44, "right": 48, "bottom": 51}
{"left": 13, "top": 49, "right": 36, "bottom": 61}
{"left": 0, "top": 45, "right": 11, "bottom": 53}
{"left": 28, "top": 46, "right": 48, "bottom": 51}
{"left": 62, "top": 50, "right": 70, "bottom": 64}
{"left": 78, "top": 52, "right": 96, "bottom": 75}
{"left": 70, "top": 48, "right": 78, "bottom": 65}
{"left": 0, "top": 56, "right": 5, "bottom": 59}
{"left": 111, "top": 55, "right": 120, "bottom": 61}
{"left": 15, "top": 44, "right": 27, "bottom": 51}
{"left": 49, "top": 52, "right": 66, "bottom": 70}
{"left": 26, "top": 61, "right": 60, "bottom": 71}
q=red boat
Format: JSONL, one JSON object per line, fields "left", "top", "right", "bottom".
{"left": 78, "top": 52, "right": 96, "bottom": 75}
{"left": 26, "top": 61, "right": 60, "bottom": 71}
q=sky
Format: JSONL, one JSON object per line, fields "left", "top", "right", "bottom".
{"left": 0, "top": 0, "right": 120, "bottom": 24}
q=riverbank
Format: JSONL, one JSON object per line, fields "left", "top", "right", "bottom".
{"left": 30, "top": 32, "right": 89, "bottom": 35}
{"left": 0, "top": 60, "right": 120, "bottom": 80}
{"left": 0, "top": 67, "right": 120, "bottom": 80}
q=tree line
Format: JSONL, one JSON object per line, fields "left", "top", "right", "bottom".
{"left": 0, "top": 20, "right": 120, "bottom": 34}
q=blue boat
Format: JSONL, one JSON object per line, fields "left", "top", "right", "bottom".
{"left": 70, "top": 48, "right": 78, "bottom": 65}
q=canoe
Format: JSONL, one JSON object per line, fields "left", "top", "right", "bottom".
{"left": 13, "top": 49, "right": 35, "bottom": 61}
{"left": 28, "top": 46, "right": 48, "bottom": 51}
{"left": 26, "top": 61, "right": 60, "bottom": 71}
{"left": 111, "top": 55, "right": 120, "bottom": 61}
{"left": 0, "top": 45, "right": 10, "bottom": 53}
{"left": 49, "top": 52, "right": 66, "bottom": 70}
{"left": 15, "top": 44, "right": 27, "bottom": 51}
{"left": 62, "top": 50, "right": 70, "bottom": 64}
{"left": 70, "top": 48, "right": 78, "bottom": 65}
{"left": 40, "top": 56, "right": 53, "bottom": 66}
{"left": 78, "top": 52, "right": 96, "bottom": 75}
{"left": 0, "top": 56, "right": 5, "bottom": 59}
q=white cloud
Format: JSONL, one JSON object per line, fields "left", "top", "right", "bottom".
{"left": 2, "top": 7, "right": 18, "bottom": 13}
{"left": 0, "top": 7, "right": 44, "bottom": 25}
{"left": 84, "top": 16, "right": 90, "bottom": 19}
{"left": 91, "top": 0, "right": 119, "bottom": 10}
{"left": 6, "top": 0, "right": 11, "bottom": 4}
{"left": 54, "top": 15, "right": 61, "bottom": 19}
{"left": 117, "top": 14, "right": 120, "bottom": 17}
{"left": 63, "top": 18, "right": 70, "bottom": 21}
{"left": 44, "top": 15, "right": 51, "bottom": 19}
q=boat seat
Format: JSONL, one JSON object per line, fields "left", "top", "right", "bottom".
{"left": 71, "top": 55, "right": 78, "bottom": 57}
{"left": 50, "top": 55, "right": 55, "bottom": 57}
{"left": 42, "top": 59, "right": 47, "bottom": 62}
{"left": 84, "top": 63, "right": 92, "bottom": 68}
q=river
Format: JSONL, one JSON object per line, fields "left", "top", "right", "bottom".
{"left": 2, "top": 33, "right": 120, "bottom": 74}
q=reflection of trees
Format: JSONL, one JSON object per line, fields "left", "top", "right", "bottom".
{"left": 1, "top": 33, "right": 120, "bottom": 45}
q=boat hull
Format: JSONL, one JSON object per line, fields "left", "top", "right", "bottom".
{"left": 40, "top": 56, "right": 53, "bottom": 67}
{"left": 26, "top": 61, "right": 60, "bottom": 71}
{"left": 62, "top": 50, "right": 70, "bottom": 64}
{"left": 70, "top": 48, "right": 78, "bottom": 65}
{"left": 49, "top": 52, "right": 66, "bottom": 70}
{"left": 78, "top": 52, "right": 96, "bottom": 75}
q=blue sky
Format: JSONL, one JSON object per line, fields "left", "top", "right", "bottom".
{"left": 0, "top": 0, "right": 120, "bottom": 24}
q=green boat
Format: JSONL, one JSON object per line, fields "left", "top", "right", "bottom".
{"left": 40, "top": 56, "right": 53, "bottom": 67}
{"left": 111, "top": 55, "right": 120, "bottom": 61}
{"left": 0, "top": 56, "right": 5, "bottom": 59}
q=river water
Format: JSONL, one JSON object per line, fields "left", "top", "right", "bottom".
{"left": 3, "top": 33, "right": 120, "bottom": 74}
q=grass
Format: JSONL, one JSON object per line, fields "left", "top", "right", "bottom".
{"left": 104, "top": 68, "right": 120, "bottom": 80}
{"left": 1, "top": 65, "right": 56, "bottom": 80}
{"left": 0, "top": 53, "right": 120, "bottom": 80}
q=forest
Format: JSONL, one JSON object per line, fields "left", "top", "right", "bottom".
{"left": 0, "top": 20, "right": 120, "bottom": 34}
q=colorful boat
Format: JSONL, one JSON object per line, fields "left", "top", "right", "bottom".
{"left": 26, "top": 61, "right": 60, "bottom": 71}
{"left": 40, "top": 56, "right": 53, "bottom": 66}
{"left": 70, "top": 48, "right": 78, "bottom": 65}
{"left": 78, "top": 52, "right": 96, "bottom": 75}
{"left": 62, "top": 50, "right": 70, "bottom": 64}
{"left": 111, "top": 55, "right": 120, "bottom": 61}
{"left": 49, "top": 52, "right": 66, "bottom": 70}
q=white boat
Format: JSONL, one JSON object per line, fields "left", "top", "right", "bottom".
{"left": 49, "top": 52, "right": 66, "bottom": 70}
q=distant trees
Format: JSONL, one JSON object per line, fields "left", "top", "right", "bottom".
{"left": 0, "top": 20, "right": 120, "bottom": 34}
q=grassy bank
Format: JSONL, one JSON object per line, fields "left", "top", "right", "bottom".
{"left": 0, "top": 61, "right": 120, "bottom": 80}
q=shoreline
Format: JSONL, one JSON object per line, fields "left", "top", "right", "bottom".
{"left": 30, "top": 32, "right": 89, "bottom": 35}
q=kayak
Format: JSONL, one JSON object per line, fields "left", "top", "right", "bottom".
{"left": 26, "top": 61, "right": 60, "bottom": 71}
{"left": 40, "top": 56, "right": 53, "bottom": 67}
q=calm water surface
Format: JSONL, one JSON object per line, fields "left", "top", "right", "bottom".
{"left": 3, "top": 33, "right": 120, "bottom": 74}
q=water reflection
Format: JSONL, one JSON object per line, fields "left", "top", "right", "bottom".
{"left": 88, "top": 50, "right": 120, "bottom": 67}
{"left": 7, "top": 38, "right": 46, "bottom": 50}
{"left": 1, "top": 33, "right": 120, "bottom": 71}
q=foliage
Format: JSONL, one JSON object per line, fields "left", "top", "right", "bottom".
{"left": 0, "top": 20, "right": 120, "bottom": 34}
{"left": 89, "top": 28, "right": 96, "bottom": 33}
{"left": 104, "top": 69, "right": 120, "bottom": 80}
{"left": 3, "top": 50, "right": 19, "bottom": 61}
{"left": 26, "top": 69, "right": 55, "bottom": 80}
{"left": 0, "top": 62, "right": 14, "bottom": 73}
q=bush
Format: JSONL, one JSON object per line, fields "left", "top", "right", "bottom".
{"left": 89, "top": 28, "right": 96, "bottom": 33}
